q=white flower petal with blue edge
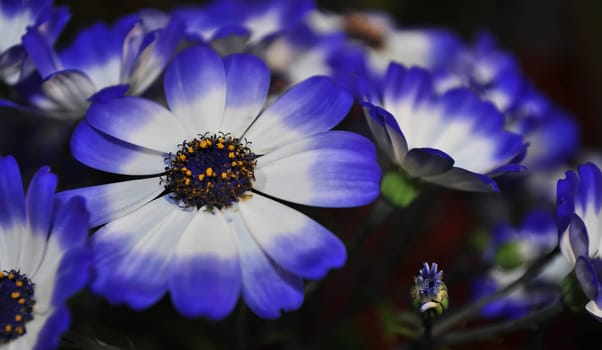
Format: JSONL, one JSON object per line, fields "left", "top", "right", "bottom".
{"left": 91, "top": 196, "right": 196, "bottom": 310}
{"left": 169, "top": 209, "right": 241, "bottom": 319}
{"left": 229, "top": 207, "right": 305, "bottom": 319}
{"left": 254, "top": 131, "right": 381, "bottom": 207}
{"left": 245, "top": 76, "right": 353, "bottom": 155}
{"left": 71, "top": 121, "right": 167, "bottom": 175}
{"left": 56, "top": 177, "right": 164, "bottom": 228}
{"left": 239, "top": 192, "right": 346, "bottom": 279}
{"left": 220, "top": 53, "right": 270, "bottom": 136}
{"left": 86, "top": 96, "right": 188, "bottom": 153}
{"left": 164, "top": 45, "right": 227, "bottom": 135}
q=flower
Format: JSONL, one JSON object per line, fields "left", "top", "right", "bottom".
{"left": 58, "top": 44, "right": 381, "bottom": 319}
{"left": 557, "top": 162, "right": 602, "bottom": 320}
{"left": 0, "top": 0, "right": 69, "bottom": 85}
{"left": 363, "top": 63, "right": 526, "bottom": 192}
{"left": 173, "top": 0, "right": 313, "bottom": 53}
{"left": 18, "top": 11, "right": 184, "bottom": 118}
{"left": 410, "top": 262, "right": 448, "bottom": 317}
{"left": 0, "top": 155, "right": 92, "bottom": 349}
{"left": 471, "top": 209, "right": 571, "bottom": 319}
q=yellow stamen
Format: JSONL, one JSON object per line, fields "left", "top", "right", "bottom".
{"left": 206, "top": 168, "right": 214, "bottom": 177}
{"left": 11, "top": 292, "right": 19, "bottom": 299}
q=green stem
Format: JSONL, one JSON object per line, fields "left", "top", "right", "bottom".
{"left": 437, "top": 300, "right": 564, "bottom": 346}
{"left": 431, "top": 247, "right": 559, "bottom": 336}
{"left": 346, "top": 197, "right": 395, "bottom": 255}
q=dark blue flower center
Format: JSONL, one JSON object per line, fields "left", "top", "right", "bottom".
{"left": 164, "top": 133, "right": 256, "bottom": 210}
{"left": 0, "top": 270, "right": 35, "bottom": 343}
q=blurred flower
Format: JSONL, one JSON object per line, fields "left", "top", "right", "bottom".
{"left": 0, "top": 0, "right": 69, "bottom": 85}
{"left": 410, "top": 262, "right": 448, "bottom": 317}
{"left": 557, "top": 162, "right": 602, "bottom": 321}
{"left": 363, "top": 63, "right": 526, "bottom": 192}
{"left": 58, "top": 45, "right": 381, "bottom": 319}
{"left": 471, "top": 210, "right": 571, "bottom": 319}
{"left": 0, "top": 155, "right": 92, "bottom": 349}
{"left": 173, "top": 0, "right": 313, "bottom": 54}
{"left": 17, "top": 10, "right": 184, "bottom": 118}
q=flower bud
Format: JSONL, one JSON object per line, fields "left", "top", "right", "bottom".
{"left": 410, "top": 262, "right": 448, "bottom": 319}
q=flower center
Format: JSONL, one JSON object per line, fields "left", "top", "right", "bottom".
{"left": 344, "top": 13, "right": 385, "bottom": 49}
{"left": 164, "top": 133, "right": 256, "bottom": 210}
{"left": 0, "top": 270, "right": 35, "bottom": 343}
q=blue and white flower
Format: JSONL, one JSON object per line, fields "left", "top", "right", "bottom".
{"left": 18, "top": 11, "right": 184, "bottom": 118}
{"left": 363, "top": 63, "right": 526, "bottom": 192}
{"left": 0, "top": 0, "right": 69, "bottom": 85}
{"left": 57, "top": 45, "right": 381, "bottom": 319}
{"left": 472, "top": 210, "right": 571, "bottom": 319}
{"left": 557, "top": 162, "right": 602, "bottom": 320}
{"left": 173, "top": 0, "right": 313, "bottom": 54}
{"left": 0, "top": 155, "right": 92, "bottom": 349}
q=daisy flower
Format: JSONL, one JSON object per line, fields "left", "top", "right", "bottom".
{"left": 471, "top": 210, "right": 570, "bottom": 320}
{"left": 0, "top": 155, "right": 91, "bottom": 349}
{"left": 58, "top": 45, "right": 381, "bottom": 319}
{"left": 18, "top": 12, "right": 184, "bottom": 118}
{"left": 362, "top": 63, "right": 526, "bottom": 192}
{"left": 0, "top": 0, "right": 69, "bottom": 85}
{"left": 557, "top": 162, "right": 602, "bottom": 320}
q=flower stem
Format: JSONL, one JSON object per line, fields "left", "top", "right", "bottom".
{"left": 431, "top": 247, "right": 559, "bottom": 336}
{"left": 436, "top": 300, "right": 564, "bottom": 346}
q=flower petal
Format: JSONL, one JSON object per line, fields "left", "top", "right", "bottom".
{"left": 128, "top": 18, "right": 186, "bottom": 95}
{"left": 71, "top": 120, "right": 167, "bottom": 175}
{"left": 254, "top": 131, "right": 381, "bottom": 207}
{"left": 86, "top": 96, "right": 188, "bottom": 153}
{"left": 0, "top": 155, "right": 25, "bottom": 267}
{"left": 169, "top": 209, "right": 240, "bottom": 319}
{"left": 423, "top": 167, "right": 499, "bottom": 192}
{"left": 164, "top": 45, "right": 226, "bottom": 135}
{"left": 57, "top": 177, "right": 164, "bottom": 228}
{"left": 32, "top": 197, "right": 91, "bottom": 310}
{"left": 219, "top": 53, "right": 270, "bottom": 136}
{"left": 229, "top": 207, "right": 304, "bottom": 319}
{"left": 402, "top": 148, "right": 455, "bottom": 178}
{"left": 239, "top": 193, "right": 346, "bottom": 279}
{"left": 91, "top": 196, "right": 195, "bottom": 310}
{"left": 41, "top": 70, "right": 96, "bottom": 115}
{"left": 19, "top": 166, "right": 57, "bottom": 275}
{"left": 245, "top": 76, "right": 352, "bottom": 155}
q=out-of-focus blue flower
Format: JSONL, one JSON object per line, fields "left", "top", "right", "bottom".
{"left": 507, "top": 83, "right": 581, "bottom": 172}
{"left": 363, "top": 63, "right": 526, "bottom": 192}
{"left": 557, "top": 162, "right": 602, "bottom": 320}
{"left": 18, "top": 11, "right": 184, "bottom": 118}
{"left": 0, "top": 155, "right": 92, "bottom": 349}
{"left": 288, "top": 9, "right": 460, "bottom": 98}
{"left": 173, "top": 0, "right": 313, "bottom": 54}
{"left": 0, "top": 0, "right": 69, "bottom": 85}
{"left": 472, "top": 210, "right": 571, "bottom": 319}
{"left": 57, "top": 45, "right": 381, "bottom": 319}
